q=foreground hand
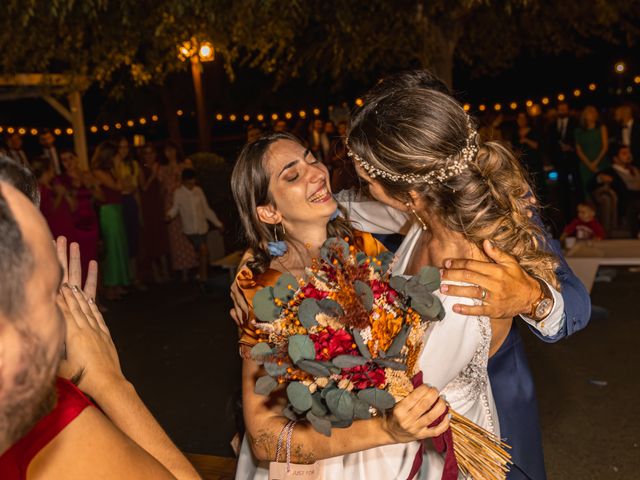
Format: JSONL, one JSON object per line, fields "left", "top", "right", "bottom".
{"left": 440, "top": 239, "right": 540, "bottom": 319}
{"left": 57, "top": 284, "right": 124, "bottom": 398}
{"left": 55, "top": 236, "right": 98, "bottom": 300}
{"left": 383, "top": 385, "right": 450, "bottom": 443}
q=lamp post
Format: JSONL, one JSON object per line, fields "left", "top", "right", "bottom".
{"left": 179, "top": 38, "right": 214, "bottom": 152}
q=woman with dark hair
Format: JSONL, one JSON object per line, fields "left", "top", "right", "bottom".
{"left": 231, "top": 132, "right": 450, "bottom": 479}
{"left": 32, "top": 155, "right": 76, "bottom": 240}
{"left": 113, "top": 136, "right": 145, "bottom": 288}
{"left": 157, "top": 140, "right": 197, "bottom": 281}
{"left": 92, "top": 141, "right": 130, "bottom": 300}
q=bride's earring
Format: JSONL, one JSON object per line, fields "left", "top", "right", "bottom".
{"left": 406, "top": 202, "right": 428, "bottom": 231}
{"left": 267, "top": 223, "right": 288, "bottom": 257}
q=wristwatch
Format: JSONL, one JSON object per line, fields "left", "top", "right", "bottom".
{"left": 528, "top": 278, "right": 554, "bottom": 322}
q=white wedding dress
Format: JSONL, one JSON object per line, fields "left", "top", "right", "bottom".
{"left": 234, "top": 193, "right": 499, "bottom": 480}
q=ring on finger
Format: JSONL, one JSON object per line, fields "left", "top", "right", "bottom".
{"left": 480, "top": 288, "right": 488, "bottom": 301}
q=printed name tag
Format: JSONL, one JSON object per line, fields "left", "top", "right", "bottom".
{"left": 269, "top": 461, "right": 324, "bottom": 479}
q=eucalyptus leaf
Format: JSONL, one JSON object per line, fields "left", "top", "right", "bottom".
{"left": 355, "top": 252, "right": 368, "bottom": 265}
{"left": 253, "top": 286, "right": 282, "bottom": 323}
{"left": 288, "top": 334, "right": 316, "bottom": 364}
{"left": 352, "top": 329, "right": 371, "bottom": 359}
{"left": 318, "top": 298, "right": 344, "bottom": 317}
{"left": 331, "top": 354, "right": 369, "bottom": 369}
{"left": 417, "top": 266, "right": 441, "bottom": 291}
{"left": 320, "top": 382, "right": 336, "bottom": 399}
{"left": 282, "top": 405, "right": 298, "bottom": 421}
{"left": 297, "top": 359, "right": 331, "bottom": 377}
{"left": 298, "top": 298, "right": 321, "bottom": 330}
{"left": 287, "top": 381, "right": 313, "bottom": 412}
{"left": 311, "top": 392, "right": 328, "bottom": 416}
{"left": 274, "top": 273, "right": 298, "bottom": 302}
{"left": 377, "top": 251, "right": 395, "bottom": 273}
{"left": 249, "top": 342, "right": 273, "bottom": 363}
{"left": 374, "top": 358, "right": 408, "bottom": 371}
{"left": 325, "top": 389, "right": 355, "bottom": 420}
{"left": 357, "top": 388, "right": 396, "bottom": 411}
{"left": 412, "top": 296, "right": 445, "bottom": 320}
{"left": 306, "top": 411, "right": 332, "bottom": 436}
{"left": 264, "top": 361, "right": 289, "bottom": 377}
{"left": 386, "top": 325, "right": 410, "bottom": 357}
{"left": 330, "top": 418, "right": 353, "bottom": 428}
{"left": 255, "top": 375, "right": 278, "bottom": 396}
{"left": 389, "top": 276, "right": 408, "bottom": 294}
{"left": 354, "top": 399, "right": 372, "bottom": 419}
{"left": 354, "top": 280, "right": 374, "bottom": 311}
{"left": 320, "top": 237, "right": 350, "bottom": 264}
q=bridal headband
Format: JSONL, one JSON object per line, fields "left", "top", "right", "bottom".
{"left": 347, "top": 119, "right": 479, "bottom": 185}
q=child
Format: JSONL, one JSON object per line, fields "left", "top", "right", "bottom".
{"left": 562, "top": 202, "right": 606, "bottom": 241}
{"left": 166, "top": 168, "right": 224, "bottom": 287}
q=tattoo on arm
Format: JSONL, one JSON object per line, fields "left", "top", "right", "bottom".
{"left": 250, "top": 429, "right": 317, "bottom": 464}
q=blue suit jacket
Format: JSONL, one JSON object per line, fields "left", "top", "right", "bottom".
{"left": 488, "top": 235, "right": 591, "bottom": 479}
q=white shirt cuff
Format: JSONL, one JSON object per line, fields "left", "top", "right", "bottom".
{"left": 520, "top": 281, "right": 565, "bottom": 337}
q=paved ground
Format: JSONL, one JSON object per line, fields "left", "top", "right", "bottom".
{"left": 104, "top": 267, "right": 640, "bottom": 479}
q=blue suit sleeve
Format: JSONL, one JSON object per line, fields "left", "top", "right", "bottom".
{"left": 528, "top": 235, "right": 591, "bottom": 343}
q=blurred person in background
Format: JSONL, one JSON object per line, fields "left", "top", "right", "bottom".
{"left": 575, "top": 105, "right": 609, "bottom": 199}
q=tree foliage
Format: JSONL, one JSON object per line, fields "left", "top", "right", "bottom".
{"left": 0, "top": 0, "right": 638, "bottom": 92}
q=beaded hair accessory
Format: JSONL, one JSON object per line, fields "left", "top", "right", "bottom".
{"left": 347, "top": 119, "right": 479, "bottom": 185}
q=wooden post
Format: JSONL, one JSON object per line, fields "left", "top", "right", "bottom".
{"left": 68, "top": 91, "right": 89, "bottom": 170}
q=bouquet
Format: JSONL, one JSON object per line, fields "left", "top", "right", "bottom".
{"left": 249, "top": 237, "right": 511, "bottom": 479}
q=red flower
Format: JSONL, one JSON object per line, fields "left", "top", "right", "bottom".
{"left": 346, "top": 365, "right": 387, "bottom": 389}
{"left": 310, "top": 327, "right": 357, "bottom": 361}
{"left": 302, "top": 284, "right": 329, "bottom": 300}
{"left": 370, "top": 279, "right": 398, "bottom": 304}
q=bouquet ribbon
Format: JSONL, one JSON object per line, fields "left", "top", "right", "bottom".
{"left": 406, "top": 371, "right": 458, "bottom": 480}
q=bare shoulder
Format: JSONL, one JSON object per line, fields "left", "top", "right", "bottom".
{"left": 27, "top": 406, "right": 176, "bottom": 480}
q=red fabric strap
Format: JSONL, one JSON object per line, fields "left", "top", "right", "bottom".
{"left": 406, "top": 371, "right": 459, "bottom": 480}
{"left": 0, "top": 377, "right": 93, "bottom": 480}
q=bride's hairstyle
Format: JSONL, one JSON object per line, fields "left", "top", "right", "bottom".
{"left": 231, "top": 132, "right": 352, "bottom": 275}
{"left": 348, "top": 83, "right": 559, "bottom": 288}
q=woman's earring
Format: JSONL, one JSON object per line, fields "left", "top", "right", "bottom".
{"left": 267, "top": 223, "right": 288, "bottom": 257}
{"left": 406, "top": 202, "right": 428, "bottom": 231}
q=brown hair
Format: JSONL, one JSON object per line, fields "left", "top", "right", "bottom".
{"left": 231, "top": 132, "right": 352, "bottom": 275}
{"left": 90, "top": 141, "right": 118, "bottom": 172}
{"left": 348, "top": 84, "right": 559, "bottom": 288}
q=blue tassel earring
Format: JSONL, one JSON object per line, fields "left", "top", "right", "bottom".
{"left": 267, "top": 223, "right": 288, "bottom": 257}
{"left": 330, "top": 208, "right": 340, "bottom": 221}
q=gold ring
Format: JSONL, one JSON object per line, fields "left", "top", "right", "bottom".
{"left": 481, "top": 288, "right": 487, "bottom": 301}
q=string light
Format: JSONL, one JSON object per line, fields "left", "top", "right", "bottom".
{"left": 54, "top": 128, "right": 62, "bottom": 135}
{"left": 285, "top": 112, "right": 293, "bottom": 119}
{"left": 541, "top": 97, "right": 550, "bottom": 105}
{"left": 313, "top": 108, "right": 320, "bottom": 116}
{"left": 510, "top": 102, "right": 518, "bottom": 110}
{"left": 127, "top": 120, "right": 135, "bottom": 127}
{"left": 177, "top": 109, "right": 184, "bottom": 116}
{"left": 7, "top": 127, "right": 14, "bottom": 134}
{"left": 139, "top": 117, "right": 147, "bottom": 125}
{"left": 588, "top": 83, "right": 597, "bottom": 91}
{"left": 229, "top": 114, "right": 237, "bottom": 122}
{"left": 271, "top": 113, "right": 279, "bottom": 120}
{"left": 151, "top": 115, "right": 159, "bottom": 122}
{"left": 355, "top": 98, "right": 364, "bottom": 107}
{"left": 257, "top": 114, "right": 264, "bottom": 121}
{"left": 243, "top": 115, "right": 250, "bottom": 122}
{"left": 102, "top": 125, "right": 110, "bottom": 131}
{"left": 90, "top": 126, "right": 98, "bottom": 133}
{"left": 115, "top": 123, "right": 122, "bottom": 129}
{"left": 216, "top": 113, "right": 223, "bottom": 121}
{"left": 634, "top": 76, "right": 640, "bottom": 84}
{"left": 478, "top": 104, "right": 486, "bottom": 112}
{"left": 526, "top": 100, "right": 533, "bottom": 107}
{"left": 557, "top": 93, "right": 565, "bottom": 101}
{"left": 30, "top": 128, "right": 38, "bottom": 135}
{"left": 299, "top": 110, "right": 307, "bottom": 118}
{"left": 0, "top": 127, "right": 3, "bottom": 133}
{"left": 573, "top": 89, "right": 581, "bottom": 97}
{"left": 463, "top": 104, "right": 471, "bottom": 112}
{"left": 66, "top": 128, "right": 73, "bottom": 135}
{"left": 494, "top": 103, "right": 502, "bottom": 111}
{"left": 18, "top": 128, "right": 26, "bottom": 135}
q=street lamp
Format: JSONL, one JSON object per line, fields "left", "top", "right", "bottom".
{"left": 179, "top": 37, "right": 215, "bottom": 152}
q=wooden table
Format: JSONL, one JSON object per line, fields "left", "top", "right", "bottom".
{"left": 186, "top": 453, "right": 236, "bottom": 480}
{"left": 564, "top": 239, "right": 640, "bottom": 292}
